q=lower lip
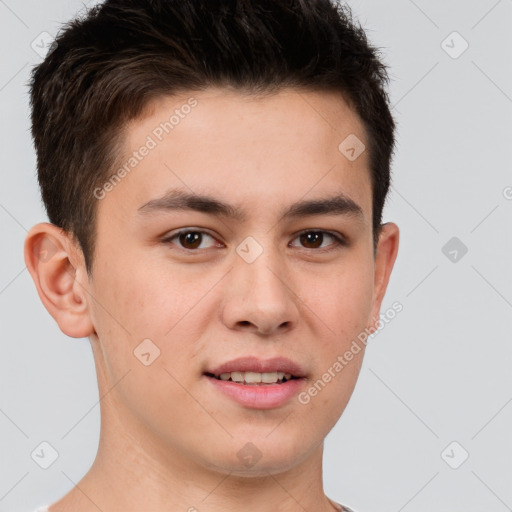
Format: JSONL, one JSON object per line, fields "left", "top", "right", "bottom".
{"left": 205, "top": 375, "right": 306, "bottom": 409}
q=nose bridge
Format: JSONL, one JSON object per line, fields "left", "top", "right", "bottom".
{"left": 235, "top": 233, "right": 290, "bottom": 299}
{"left": 221, "top": 233, "right": 299, "bottom": 334}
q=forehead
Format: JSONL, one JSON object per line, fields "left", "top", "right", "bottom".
{"left": 100, "top": 86, "right": 372, "bottom": 226}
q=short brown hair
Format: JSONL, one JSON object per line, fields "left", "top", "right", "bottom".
{"left": 29, "top": 0, "right": 396, "bottom": 277}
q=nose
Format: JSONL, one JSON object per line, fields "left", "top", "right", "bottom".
{"left": 220, "top": 243, "right": 300, "bottom": 336}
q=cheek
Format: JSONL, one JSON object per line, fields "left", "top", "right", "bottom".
{"left": 94, "top": 255, "right": 187, "bottom": 337}
{"left": 301, "top": 257, "right": 374, "bottom": 342}
{"left": 95, "top": 259, "right": 213, "bottom": 378}
{"left": 295, "top": 252, "right": 373, "bottom": 419}
{"left": 87, "top": 260, "right": 203, "bottom": 417}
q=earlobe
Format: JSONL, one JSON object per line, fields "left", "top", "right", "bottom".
{"left": 369, "top": 222, "right": 400, "bottom": 331}
{"left": 24, "top": 222, "right": 95, "bottom": 338}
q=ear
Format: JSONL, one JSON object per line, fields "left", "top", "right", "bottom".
{"left": 368, "top": 222, "right": 400, "bottom": 330}
{"left": 24, "top": 222, "right": 95, "bottom": 338}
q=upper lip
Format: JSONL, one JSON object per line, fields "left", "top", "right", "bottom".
{"left": 206, "top": 356, "right": 307, "bottom": 378}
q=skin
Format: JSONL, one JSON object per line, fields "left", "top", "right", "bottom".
{"left": 25, "top": 87, "right": 399, "bottom": 512}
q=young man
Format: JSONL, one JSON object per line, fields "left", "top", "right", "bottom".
{"left": 25, "top": 1, "right": 399, "bottom": 511}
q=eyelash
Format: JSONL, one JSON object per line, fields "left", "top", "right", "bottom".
{"left": 161, "top": 229, "right": 347, "bottom": 253}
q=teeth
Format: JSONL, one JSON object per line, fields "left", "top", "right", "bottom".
{"left": 245, "top": 372, "right": 262, "bottom": 383}
{"left": 214, "top": 371, "right": 295, "bottom": 384}
{"left": 261, "top": 372, "right": 278, "bottom": 383}
{"left": 231, "top": 371, "right": 244, "bottom": 383}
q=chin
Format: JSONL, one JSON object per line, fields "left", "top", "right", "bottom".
{"left": 200, "top": 434, "right": 316, "bottom": 477}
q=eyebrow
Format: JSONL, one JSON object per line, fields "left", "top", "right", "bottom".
{"left": 137, "top": 189, "right": 364, "bottom": 222}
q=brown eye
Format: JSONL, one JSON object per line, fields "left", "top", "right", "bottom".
{"left": 299, "top": 232, "right": 323, "bottom": 249}
{"left": 163, "top": 230, "right": 218, "bottom": 250}
{"left": 178, "top": 231, "right": 202, "bottom": 249}
{"left": 291, "top": 230, "right": 346, "bottom": 251}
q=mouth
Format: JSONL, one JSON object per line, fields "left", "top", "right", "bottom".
{"left": 204, "top": 356, "right": 307, "bottom": 384}
{"left": 203, "top": 356, "right": 307, "bottom": 409}
{"left": 204, "top": 371, "right": 300, "bottom": 385}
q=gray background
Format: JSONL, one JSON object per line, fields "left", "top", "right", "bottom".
{"left": 1, "top": 1, "right": 511, "bottom": 511}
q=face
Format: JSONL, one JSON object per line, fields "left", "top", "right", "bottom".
{"left": 29, "top": 87, "right": 398, "bottom": 477}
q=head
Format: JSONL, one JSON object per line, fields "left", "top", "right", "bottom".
{"left": 25, "top": 0, "right": 399, "bottom": 478}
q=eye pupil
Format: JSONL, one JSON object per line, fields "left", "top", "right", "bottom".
{"left": 180, "top": 232, "right": 201, "bottom": 249}
{"left": 300, "top": 232, "right": 322, "bottom": 248}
